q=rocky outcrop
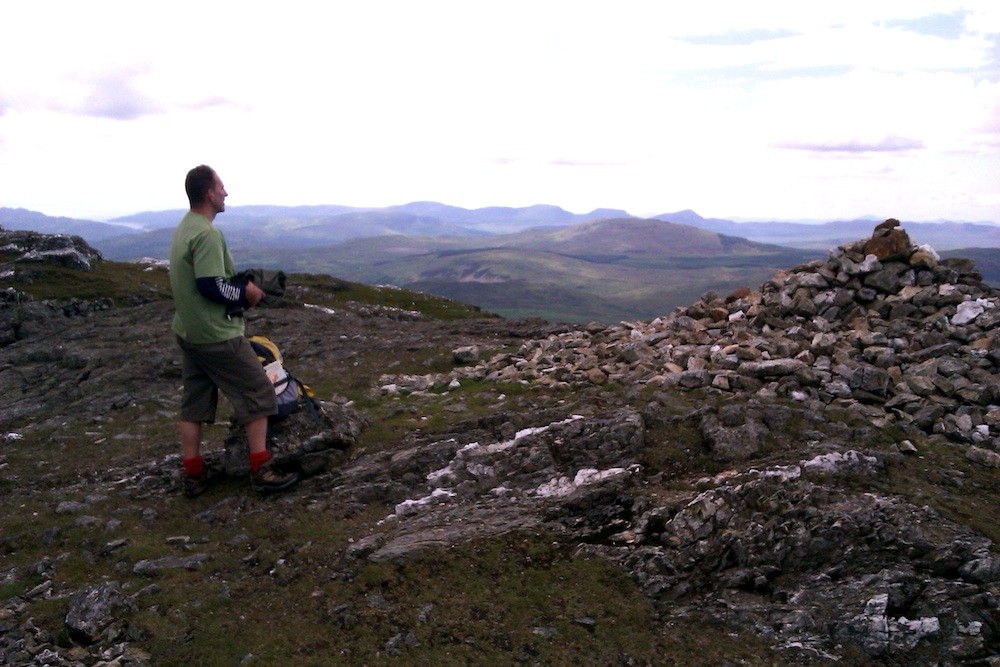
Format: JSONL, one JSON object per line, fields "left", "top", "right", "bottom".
{"left": 0, "top": 227, "right": 103, "bottom": 271}
{"left": 222, "top": 398, "right": 367, "bottom": 477}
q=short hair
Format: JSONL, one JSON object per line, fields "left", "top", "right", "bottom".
{"left": 185, "top": 165, "right": 217, "bottom": 206}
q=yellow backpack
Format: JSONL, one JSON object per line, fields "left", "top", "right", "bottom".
{"left": 248, "top": 335, "right": 317, "bottom": 419}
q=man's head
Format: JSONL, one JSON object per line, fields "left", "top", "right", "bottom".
{"left": 185, "top": 165, "right": 227, "bottom": 216}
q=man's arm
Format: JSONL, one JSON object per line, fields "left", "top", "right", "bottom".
{"left": 195, "top": 276, "right": 266, "bottom": 307}
{"left": 196, "top": 276, "right": 247, "bottom": 306}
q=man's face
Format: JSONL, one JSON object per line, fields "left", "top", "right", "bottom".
{"left": 207, "top": 174, "right": 228, "bottom": 214}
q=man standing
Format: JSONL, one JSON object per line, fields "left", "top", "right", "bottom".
{"left": 169, "top": 164, "right": 299, "bottom": 496}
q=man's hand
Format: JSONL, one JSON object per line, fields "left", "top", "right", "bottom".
{"left": 245, "top": 281, "right": 265, "bottom": 307}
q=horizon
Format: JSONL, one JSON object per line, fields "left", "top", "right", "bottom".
{"left": 5, "top": 201, "right": 1000, "bottom": 227}
{"left": 2, "top": 2, "right": 999, "bottom": 223}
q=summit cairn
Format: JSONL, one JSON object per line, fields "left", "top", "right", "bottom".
{"left": 386, "top": 219, "right": 998, "bottom": 451}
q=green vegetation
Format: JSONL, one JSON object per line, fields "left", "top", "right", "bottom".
{"left": 288, "top": 273, "right": 492, "bottom": 322}
{"left": 884, "top": 435, "right": 1000, "bottom": 545}
{"left": 1, "top": 257, "right": 172, "bottom": 303}
{"left": 0, "top": 259, "right": 489, "bottom": 323}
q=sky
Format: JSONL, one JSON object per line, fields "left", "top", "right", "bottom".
{"left": 1, "top": 1, "right": 999, "bottom": 223}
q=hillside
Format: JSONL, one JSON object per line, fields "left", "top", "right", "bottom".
{"left": 5, "top": 206, "right": 997, "bottom": 324}
{"left": 233, "top": 219, "right": 820, "bottom": 323}
{"left": 1, "top": 223, "right": 998, "bottom": 665}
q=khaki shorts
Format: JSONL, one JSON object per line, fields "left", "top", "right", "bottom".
{"left": 176, "top": 335, "right": 277, "bottom": 425}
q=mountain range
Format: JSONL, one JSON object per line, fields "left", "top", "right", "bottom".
{"left": 3, "top": 204, "right": 999, "bottom": 322}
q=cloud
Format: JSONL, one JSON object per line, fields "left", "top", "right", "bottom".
{"left": 73, "top": 74, "right": 162, "bottom": 120}
{"left": 776, "top": 136, "right": 926, "bottom": 153}
{"left": 2, "top": 1, "right": 999, "bottom": 222}
{"left": 677, "top": 29, "right": 801, "bottom": 46}
{"left": 882, "top": 11, "right": 969, "bottom": 40}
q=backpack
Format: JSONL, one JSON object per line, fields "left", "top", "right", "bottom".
{"left": 248, "top": 335, "right": 319, "bottom": 420}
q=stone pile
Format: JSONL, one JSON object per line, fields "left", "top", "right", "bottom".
{"left": 381, "top": 221, "right": 1000, "bottom": 461}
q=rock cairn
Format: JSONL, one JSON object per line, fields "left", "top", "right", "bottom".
{"left": 382, "top": 221, "right": 1000, "bottom": 461}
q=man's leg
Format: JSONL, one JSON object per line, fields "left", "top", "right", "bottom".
{"left": 180, "top": 420, "right": 202, "bottom": 459}
{"left": 244, "top": 414, "right": 300, "bottom": 493}
{"left": 180, "top": 420, "right": 205, "bottom": 478}
{"left": 179, "top": 419, "right": 222, "bottom": 497}
{"left": 177, "top": 336, "right": 217, "bottom": 490}
{"left": 245, "top": 415, "right": 272, "bottom": 473}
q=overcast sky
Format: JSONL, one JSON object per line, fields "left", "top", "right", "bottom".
{"left": 2, "top": 1, "right": 998, "bottom": 222}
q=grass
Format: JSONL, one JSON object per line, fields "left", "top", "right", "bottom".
{"left": 883, "top": 434, "right": 1000, "bottom": 545}
{"left": 125, "top": 530, "right": 785, "bottom": 666}
{"left": 2, "top": 258, "right": 172, "bottom": 303}
{"left": 287, "top": 272, "right": 492, "bottom": 322}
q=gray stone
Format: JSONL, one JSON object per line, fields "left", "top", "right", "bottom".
{"left": 64, "top": 583, "right": 135, "bottom": 645}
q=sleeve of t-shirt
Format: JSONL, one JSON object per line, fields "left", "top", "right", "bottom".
{"left": 189, "top": 228, "right": 247, "bottom": 306}
{"left": 196, "top": 276, "right": 246, "bottom": 306}
{"left": 189, "top": 227, "right": 229, "bottom": 278}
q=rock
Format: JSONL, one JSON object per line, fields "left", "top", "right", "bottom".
{"left": 739, "top": 359, "right": 807, "bottom": 378}
{"left": 64, "top": 583, "right": 135, "bottom": 645}
{"left": 952, "top": 299, "right": 990, "bottom": 325}
{"left": 701, "top": 410, "right": 765, "bottom": 461}
{"left": 224, "top": 400, "right": 365, "bottom": 475}
{"left": 862, "top": 225, "right": 911, "bottom": 261}
{"left": 132, "top": 554, "right": 210, "bottom": 575}
{"left": 2, "top": 229, "right": 103, "bottom": 271}
{"left": 452, "top": 345, "right": 480, "bottom": 365}
{"left": 966, "top": 446, "right": 1000, "bottom": 468}
{"left": 958, "top": 557, "right": 1000, "bottom": 583}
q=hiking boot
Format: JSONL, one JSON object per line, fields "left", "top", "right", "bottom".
{"left": 183, "top": 463, "right": 224, "bottom": 498}
{"left": 251, "top": 461, "right": 300, "bottom": 494}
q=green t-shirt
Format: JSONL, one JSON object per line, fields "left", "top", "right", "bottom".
{"left": 169, "top": 211, "right": 245, "bottom": 344}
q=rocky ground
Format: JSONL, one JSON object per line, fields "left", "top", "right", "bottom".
{"left": 0, "top": 223, "right": 998, "bottom": 665}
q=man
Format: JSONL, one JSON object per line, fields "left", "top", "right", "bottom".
{"left": 169, "top": 164, "right": 299, "bottom": 496}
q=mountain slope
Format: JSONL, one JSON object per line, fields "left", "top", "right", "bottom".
{"left": 235, "top": 219, "right": 819, "bottom": 322}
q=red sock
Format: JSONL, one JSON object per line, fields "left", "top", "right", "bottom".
{"left": 183, "top": 455, "right": 205, "bottom": 477}
{"left": 249, "top": 450, "right": 271, "bottom": 473}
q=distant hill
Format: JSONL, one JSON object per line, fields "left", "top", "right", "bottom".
{"left": 7, "top": 204, "right": 998, "bottom": 322}
{"left": 89, "top": 203, "right": 631, "bottom": 260}
{"left": 6, "top": 204, "right": 999, "bottom": 258}
{"left": 654, "top": 211, "right": 1000, "bottom": 251}
{"left": 385, "top": 202, "right": 630, "bottom": 233}
{"left": 0, "top": 208, "right": 138, "bottom": 241}
{"left": 235, "top": 218, "right": 820, "bottom": 322}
